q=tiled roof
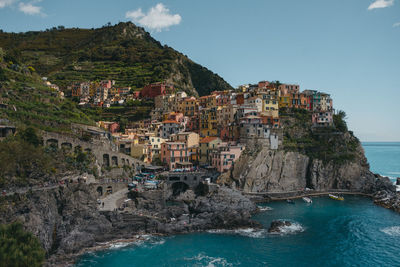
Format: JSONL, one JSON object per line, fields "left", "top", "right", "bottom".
{"left": 199, "top": 136, "right": 219, "bottom": 143}
{"left": 162, "top": 120, "right": 180, "bottom": 124}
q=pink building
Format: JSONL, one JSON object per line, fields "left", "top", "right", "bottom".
{"left": 312, "top": 111, "right": 333, "bottom": 127}
{"left": 100, "top": 80, "right": 113, "bottom": 89}
{"left": 211, "top": 143, "right": 245, "bottom": 172}
{"left": 161, "top": 142, "right": 192, "bottom": 170}
{"left": 109, "top": 122, "right": 120, "bottom": 133}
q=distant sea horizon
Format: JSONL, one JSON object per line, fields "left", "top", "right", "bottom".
{"left": 362, "top": 142, "right": 400, "bottom": 182}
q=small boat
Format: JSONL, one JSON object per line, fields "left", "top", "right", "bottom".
{"left": 302, "top": 197, "right": 312, "bottom": 203}
{"left": 286, "top": 199, "right": 295, "bottom": 204}
{"left": 329, "top": 194, "right": 344, "bottom": 201}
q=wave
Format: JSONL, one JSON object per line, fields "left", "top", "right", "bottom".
{"left": 257, "top": 205, "right": 273, "bottom": 212}
{"left": 269, "top": 220, "right": 305, "bottom": 235}
{"left": 184, "top": 253, "right": 233, "bottom": 267}
{"left": 207, "top": 228, "right": 267, "bottom": 238}
{"left": 380, "top": 226, "right": 400, "bottom": 237}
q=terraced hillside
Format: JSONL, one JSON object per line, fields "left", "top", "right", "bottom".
{"left": 0, "top": 53, "right": 95, "bottom": 132}
{"left": 0, "top": 22, "right": 233, "bottom": 96}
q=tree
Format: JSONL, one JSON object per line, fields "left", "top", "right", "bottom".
{"left": 18, "top": 127, "right": 41, "bottom": 147}
{"left": 333, "top": 110, "right": 348, "bottom": 132}
{"left": 0, "top": 222, "right": 45, "bottom": 267}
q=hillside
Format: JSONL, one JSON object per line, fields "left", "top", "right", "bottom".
{"left": 0, "top": 49, "right": 95, "bottom": 132}
{"left": 0, "top": 22, "right": 233, "bottom": 96}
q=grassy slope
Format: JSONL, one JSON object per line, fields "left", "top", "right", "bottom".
{"left": 0, "top": 22, "right": 233, "bottom": 96}
{"left": 0, "top": 65, "right": 95, "bottom": 132}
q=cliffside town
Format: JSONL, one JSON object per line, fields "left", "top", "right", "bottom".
{"left": 57, "top": 79, "right": 335, "bottom": 173}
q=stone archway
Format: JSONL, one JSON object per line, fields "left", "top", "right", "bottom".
{"left": 111, "top": 156, "right": 118, "bottom": 166}
{"left": 171, "top": 181, "right": 189, "bottom": 196}
{"left": 103, "top": 154, "right": 110, "bottom": 167}
{"left": 46, "top": 138, "right": 59, "bottom": 148}
{"left": 96, "top": 186, "right": 103, "bottom": 196}
{"left": 61, "top": 142, "right": 72, "bottom": 150}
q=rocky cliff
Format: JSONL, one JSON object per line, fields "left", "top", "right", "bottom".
{"left": 219, "top": 134, "right": 394, "bottom": 195}
{"left": 0, "top": 182, "right": 258, "bottom": 265}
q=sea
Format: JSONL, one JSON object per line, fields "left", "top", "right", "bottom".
{"left": 76, "top": 142, "right": 400, "bottom": 267}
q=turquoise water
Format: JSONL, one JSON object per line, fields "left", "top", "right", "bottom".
{"left": 77, "top": 143, "right": 400, "bottom": 267}
{"left": 362, "top": 142, "right": 400, "bottom": 181}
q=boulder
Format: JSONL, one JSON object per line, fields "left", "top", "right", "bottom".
{"left": 268, "top": 220, "right": 292, "bottom": 233}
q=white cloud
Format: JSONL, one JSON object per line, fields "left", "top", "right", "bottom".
{"left": 126, "top": 3, "right": 182, "bottom": 32}
{"left": 0, "top": 0, "right": 15, "bottom": 8}
{"left": 368, "top": 0, "right": 394, "bottom": 10}
{"left": 18, "top": 1, "right": 43, "bottom": 15}
{"left": 393, "top": 22, "right": 400, "bottom": 27}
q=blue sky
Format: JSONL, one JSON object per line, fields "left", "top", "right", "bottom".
{"left": 0, "top": 0, "right": 399, "bottom": 141}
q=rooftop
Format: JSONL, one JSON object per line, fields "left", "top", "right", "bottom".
{"left": 199, "top": 136, "right": 219, "bottom": 143}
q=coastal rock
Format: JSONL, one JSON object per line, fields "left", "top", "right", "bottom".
{"left": 0, "top": 178, "right": 260, "bottom": 265}
{"left": 396, "top": 178, "right": 400, "bottom": 186}
{"left": 219, "top": 141, "right": 385, "bottom": 194}
{"left": 268, "top": 220, "right": 292, "bottom": 233}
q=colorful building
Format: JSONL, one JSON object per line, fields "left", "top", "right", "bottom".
{"left": 161, "top": 141, "right": 192, "bottom": 170}
{"left": 199, "top": 136, "right": 221, "bottom": 165}
{"left": 140, "top": 82, "right": 173, "bottom": 98}
{"left": 199, "top": 107, "right": 218, "bottom": 137}
{"left": 312, "top": 111, "right": 334, "bottom": 127}
{"left": 211, "top": 143, "right": 245, "bottom": 172}
{"left": 161, "top": 120, "right": 181, "bottom": 139}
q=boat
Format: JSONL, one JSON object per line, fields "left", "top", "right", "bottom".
{"left": 329, "top": 194, "right": 344, "bottom": 201}
{"left": 302, "top": 197, "right": 312, "bottom": 203}
{"left": 286, "top": 199, "right": 295, "bottom": 204}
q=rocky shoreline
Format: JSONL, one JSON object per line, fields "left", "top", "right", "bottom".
{"left": 0, "top": 182, "right": 261, "bottom": 267}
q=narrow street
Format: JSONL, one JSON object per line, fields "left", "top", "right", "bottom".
{"left": 98, "top": 188, "right": 129, "bottom": 211}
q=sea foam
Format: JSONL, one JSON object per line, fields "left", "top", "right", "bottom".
{"left": 207, "top": 228, "right": 267, "bottom": 238}
{"left": 269, "top": 220, "right": 305, "bottom": 235}
{"left": 257, "top": 205, "right": 273, "bottom": 212}
{"left": 380, "top": 226, "right": 400, "bottom": 236}
{"left": 184, "top": 253, "right": 233, "bottom": 267}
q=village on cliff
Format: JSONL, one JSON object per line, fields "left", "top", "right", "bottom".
{"left": 43, "top": 79, "right": 334, "bottom": 173}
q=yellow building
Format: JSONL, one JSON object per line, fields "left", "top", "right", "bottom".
{"left": 279, "top": 94, "right": 291, "bottom": 108}
{"left": 258, "top": 89, "right": 280, "bottom": 118}
{"left": 177, "top": 97, "right": 198, "bottom": 117}
{"left": 200, "top": 107, "right": 218, "bottom": 137}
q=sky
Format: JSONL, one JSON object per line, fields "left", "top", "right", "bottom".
{"left": 0, "top": 0, "right": 399, "bottom": 141}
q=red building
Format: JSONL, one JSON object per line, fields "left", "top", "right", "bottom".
{"left": 140, "top": 82, "right": 173, "bottom": 98}
{"left": 236, "top": 93, "right": 245, "bottom": 105}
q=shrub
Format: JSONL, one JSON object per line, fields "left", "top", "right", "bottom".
{"left": 0, "top": 222, "right": 45, "bottom": 267}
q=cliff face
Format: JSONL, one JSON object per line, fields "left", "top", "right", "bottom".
{"left": 0, "top": 185, "right": 112, "bottom": 255}
{"left": 0, "top": 182, "right": 258, "bottom": 263}
{"left": 219, "top": 140, "right": 386, "bottom": 194}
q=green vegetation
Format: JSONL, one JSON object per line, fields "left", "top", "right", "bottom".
{"left": 0, "top": 128, "right": 95, "bottom": 188}
{"left": 0, "top": 22, "right": 232, "bottom": 96}
{"left": 0, "top": 222, "right": 45, "bottom": 267}
{"left": 0, "top": 62, "right": 95, "bottom": 132}
{"left": 281, "top": 108, "right": 359, "bottom": 165}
